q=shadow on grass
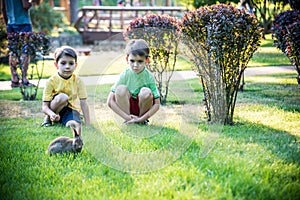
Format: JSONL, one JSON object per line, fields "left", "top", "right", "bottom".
{"left": 240, "top": 75, "right": 300, "bottom": 113}
{"left": 223, "top": 121, "right": 300, "bottom": 164}
{"left": 83, "top": 122, "right": 195, "bottom": 173}
{"left": 179, "top": 120, "right": 300, "bottom": 199}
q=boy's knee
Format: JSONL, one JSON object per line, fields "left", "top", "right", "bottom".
{"left": 115, "top": 85, "right": 130, "bottom": 98}
{"left": 53, "top": 93, "right": 69, "bottom": 106}
{"left": 139, "top": 87, "right": 152, "bottom": 100}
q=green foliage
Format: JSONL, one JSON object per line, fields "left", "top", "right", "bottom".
{"left": 0, "top": 20, "right": 8, "bottom": 57}
{"left": 192, "top": 0, "right": 238, "bottom": 9}
{"left": 124, "top": 14, "right": 180, "bottom": 104}
{"left": 272, "top": 9, "right": 300, "bottom": 83}
{"left": 250, "top": 0, "right": 289, "bottom": 36}
{"left": 30, "top": 4, "right": 66, "bottom": 34}
{"left": 288, "top": 0, "right": 300, "bottom": 9}
{"left": 180, "top": 4, "right": 261, "bottom": 124}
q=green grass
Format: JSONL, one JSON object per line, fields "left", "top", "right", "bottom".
{"left": 248, "top": 34, "right": 290, "bottom": 67}
{"left": 0, "top": 72, "right": 299, "bottom": 199}
{"left": 248, "top": 47, "right": 290, "bottom": 67}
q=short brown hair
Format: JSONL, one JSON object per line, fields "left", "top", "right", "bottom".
{"left": 54, "top": 46, "right": 78, "bottom": 63}
{"left": 125, "top": 39, "right": 149, "bottom": 57}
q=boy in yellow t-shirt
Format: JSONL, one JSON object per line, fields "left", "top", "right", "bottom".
{"left": 41, "top": 46, "right": 90, "bottom": 134}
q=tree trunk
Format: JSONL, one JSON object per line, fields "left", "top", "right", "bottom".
{"left": 69, "top": 0, "right": 78, "bottom": 25}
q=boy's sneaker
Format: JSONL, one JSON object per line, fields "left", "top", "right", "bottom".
{"left": 41, "top": 121, "right": 52, "bottom": 127}
{"left": 143, "top": 119, "right": 149, "bottom": 125}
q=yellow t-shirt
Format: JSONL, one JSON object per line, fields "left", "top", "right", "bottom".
{"left": 42, "top": 73, "right": 87, "bottom": 112}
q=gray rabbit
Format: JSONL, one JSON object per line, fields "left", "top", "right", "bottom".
{"left": 47, "top": 126, "right": 83, "bottom": 156}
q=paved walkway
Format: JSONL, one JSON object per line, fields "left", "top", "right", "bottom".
{"left": 0, "top": 66, "right": 296, "bottom": 91}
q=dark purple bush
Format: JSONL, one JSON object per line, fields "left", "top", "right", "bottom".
{"left": 180, "top": 4, "right": 261, "bottom": 124}
{"left": 272, "top": 9, "right": 300, "bottom": 84}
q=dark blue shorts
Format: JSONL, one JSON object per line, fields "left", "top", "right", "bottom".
{"left": 6, "top": 24, "right": 32, "bottom": 33}
{"left": 59, "top": 106, "right": 81, "bottom": 126}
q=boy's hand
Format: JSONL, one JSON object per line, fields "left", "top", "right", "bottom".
{"left": 125, "top": 115, "right": 139, "bottom": 124}
{"left": 50, "top": 114, "right": 60, "bottom": 122}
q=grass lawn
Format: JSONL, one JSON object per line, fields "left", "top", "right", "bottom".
{"left": 0, "top": 71, "right": 299, "bottom": 199}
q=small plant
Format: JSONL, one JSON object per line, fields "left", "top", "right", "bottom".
{"left": 180, "top": 4, "right": 261, "bottom": 124}
{"left": 7, "top": 32, "right": 51, "bottom": 100}
{"left": 272, "top": 9, "right": 300, "bottom": 84}
{"left": 124, "top": 14, "right": 180, "bottom": 104}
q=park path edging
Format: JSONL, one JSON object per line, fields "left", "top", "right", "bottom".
{"left": 0, "top": 66, "right": 296, "bottom": 91}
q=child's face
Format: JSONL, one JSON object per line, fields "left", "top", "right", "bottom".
{"left": 126, "top": 54, "right": 149, "bottom": 74}
{"left": 54, "top": 54, "right": 77, "bottom": 78}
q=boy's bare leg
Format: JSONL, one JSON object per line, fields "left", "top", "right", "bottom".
{"left": 43, "top": 93, "right": 69, "bottom": 123}
{"left": 9, "top": 55, "right": 20, "bottom": 87}
{"left": 115, "top": 85, "right": 131, "bottom": 114}
{"left": 20, "top": 54, "right": 30, "bottom": 84}
{"left": 138, "top": 87, "right": 153, "bottom": 117}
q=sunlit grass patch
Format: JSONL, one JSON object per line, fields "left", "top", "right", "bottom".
{"left": 248, "top": 47, "right": 291, "bottom": 67}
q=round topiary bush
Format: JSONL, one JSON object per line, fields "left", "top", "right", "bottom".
{"left": 272, "top": 9, "right": 300, "bottom": 84}
{"left": 180, "top": 4, "right": 261, "bottom": 124}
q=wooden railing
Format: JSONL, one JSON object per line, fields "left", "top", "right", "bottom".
{"left": 74, "top": 6, "right": 186, "bottom": 43}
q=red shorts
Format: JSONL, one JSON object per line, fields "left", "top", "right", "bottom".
{"left": 130, "top": 96, "right": 140, "bottom": 116}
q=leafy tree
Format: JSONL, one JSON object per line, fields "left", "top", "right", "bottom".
{"left": 0, "top": 19, "right": 7, "bottom": 57}
{"left": 194, "top": 0, "right": 240, "bottom": 8}
{"left": 124, "top": 14, "right": 180, "bottom": 104}
{"left": 249, "top": 0, "right": 289, "bottom": 37}
{"left": 272, "top": 9, "right": 300, "bottom": 84}
{"left": 288, "top": 0, "right": 300, "bottom": 9}
{"left": 180, "top": 0, "right": 240, "bottom": 9}
{"left": 180, "top": 4, "right": 261, "bottom": 124}
{"left": 30, "top": 3, "right": 66, "bottom": 34}
{"left": 70, "top": 0, "right": 78, "bottom": 25}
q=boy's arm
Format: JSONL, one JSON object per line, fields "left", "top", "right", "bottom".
{"left": 42, "top": 101, "right": 60, "bottom": 122}
{"left": 107, "top": 92, "right": 132, "bottom": 121}
{"left": 80, "top": 99, "right": 90, "bottom": 125}
{"left": 21, "top": 0, "right": 32, "bottom": 10}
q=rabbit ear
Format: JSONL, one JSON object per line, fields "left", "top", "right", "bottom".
{"left": 70, "top": 125, "right": 79, "bottom": 137}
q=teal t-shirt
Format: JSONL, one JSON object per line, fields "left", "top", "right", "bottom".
{"left": 111, "top": 67, "right": 160, "bottom": 99}
{"left": 5, "top": 0, "right": 31, "bottom": 25}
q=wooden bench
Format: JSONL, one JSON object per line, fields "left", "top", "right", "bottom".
{"left": 74, "top": 6, "right": 186, "bottom": 43}
{"left": 76, "top": 48, "right": 92, "bottom": 56}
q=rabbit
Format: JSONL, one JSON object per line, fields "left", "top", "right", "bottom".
{"left": 47, "top": 126, "right": 83, "bottom": 156}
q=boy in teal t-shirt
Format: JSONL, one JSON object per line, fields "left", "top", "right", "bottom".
{"left": 107, "top": 39, "right": 160, "bottom": 124}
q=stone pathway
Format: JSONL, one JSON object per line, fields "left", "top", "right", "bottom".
{"left": 0, "top": 66, "right": 296, "bottom": 91}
